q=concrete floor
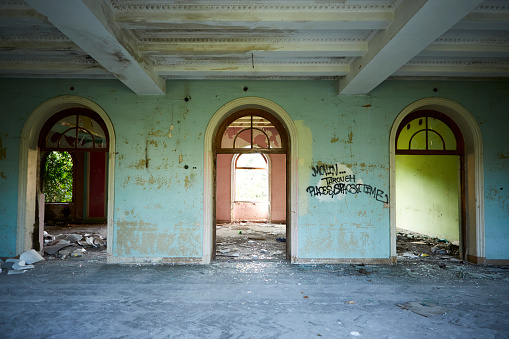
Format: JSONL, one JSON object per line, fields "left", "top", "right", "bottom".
{"left": 1, "top": 258, "right": 508, "bottom": 339}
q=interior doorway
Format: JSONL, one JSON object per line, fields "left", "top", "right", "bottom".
{"left": 37, "top": 108, "right": 109, "bottom": 256}
{"left": 394, "top": 110, "right": 465, "bottom": 260}
{"left": 214, "top": 109, "right": 289, "bottom": 261}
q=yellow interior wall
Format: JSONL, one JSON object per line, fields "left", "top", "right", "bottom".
{"left": 396, "top": 154, "right": 460, "bottom": 242}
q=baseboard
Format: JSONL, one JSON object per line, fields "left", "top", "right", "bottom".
{"left": 485, "top": 259, "right": 509, "bottom": 265}
{"left": 107, "top": 255, "right": 202, "bottom": 264}
{"left": 291, "top": 257, "right": 392, "bottom": 265}
{"left": 467, "top": 254, "right": 487, "bottom": 265}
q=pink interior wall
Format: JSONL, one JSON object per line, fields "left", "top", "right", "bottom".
{"left": 216, "top": 154, "right": 233, "bottom": 223}
{"left": 215, "top": 153, "right": 286, "bottom": 223}
{"left": 270, "top": 154, "right": 286, "bottom": 223}
{"left": 233, "top": 202, "right": 268, "bottom": 222}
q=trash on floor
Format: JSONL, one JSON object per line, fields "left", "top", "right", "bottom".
{"left": 397, "top": 300, "right": 448, "bottom": 317}
{"left": 43, "top": 230, "right": 106, "bottom": 259}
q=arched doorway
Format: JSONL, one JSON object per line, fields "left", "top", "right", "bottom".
{"left": 390, "top": 98, "right": 485, "bottom": 264}
{"left": 395, "top": 110, "right": 465, "bottom": 258}
{"left": 214, "top": 109, "right": 288, "bottom": 260}
{"left": 38, "top": 108, "right": 109, "bottom": 225}
{"left": 17, "top": 96, "right": 115, "bottom": 256}
{"left": 203, "top": 97, "right": 298, "bottom": 264}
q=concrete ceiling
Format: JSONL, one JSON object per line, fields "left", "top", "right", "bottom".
{"left": 1, "top": 0, "right": 508, "bottom": 95}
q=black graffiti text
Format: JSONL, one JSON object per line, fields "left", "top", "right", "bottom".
{"left": 311, "top": 164, "right": 346, "bottom": 177}
{"left": 306, "top": 183, "right": 388, "bottom": 203}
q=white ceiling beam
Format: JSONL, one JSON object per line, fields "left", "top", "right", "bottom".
{"left": 394, "top": 62, "right": 509, "bottom": 77}
{"left": 338, "top": 0, "right": 485, "bottom": 95}
{"left": 114, "top": 10, "right": 393, "bottom": 30}
{"left": 140, "top": 41, "right": 367, "bottom": 57}
{"left": 155, "top": 63, "right": 349, "bottom": 77}
{"left": 452, "top": 12, "right": 509, "bottom": 31}
{"left": 24, "top": 0, "right": 165, "bottom": 95}
{"left": 420, "top": 44, "right": 509, "bottom": 58}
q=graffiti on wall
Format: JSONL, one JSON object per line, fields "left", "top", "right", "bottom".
{"left": 306, "top": 163, "right": 388, "bottom": 203}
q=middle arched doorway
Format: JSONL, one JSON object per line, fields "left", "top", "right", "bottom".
{"left": 214, "top": 109, "right": 290, "bottom": 261}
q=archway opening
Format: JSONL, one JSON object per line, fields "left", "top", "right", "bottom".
{"left": 214, "top": 109, "right": 288, "bottom": 261}
{"left": 390, "top": 98, "right": 484, "bottom": 264}
{"left": 36, "top": 107, "right": 109, "bottom": 258}
{"left": 395, "top": 110, "right": 465, "bottom": 260}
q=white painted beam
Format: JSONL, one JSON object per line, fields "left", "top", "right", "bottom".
{"left": 114, "top": 9, "right": 393, "bottom": 30}
{"left": 420, "top": 44, "right": 509, "bottom": 58}
{"left": 393, "top": 61, "right": 509, "bottom": 77}
{"left": 24, "top": 0, "right": 165, "bottom": 95}
{"left": 338, "top": 0, "right": 485, "bottom": 95}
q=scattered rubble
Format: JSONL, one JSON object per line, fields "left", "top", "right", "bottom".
{"left": 216, "top": 223, "right": 286, "bottom": 260}
{"left": 1, "top": 249, "right": 45, "bottom": 275}
{"left": 43, "top": 230, "right": 106, "bottom": 259}
{"left": 397, "top": 228, "right": 460, "bottom": 260}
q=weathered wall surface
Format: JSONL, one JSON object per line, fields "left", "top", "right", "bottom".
{"left": 0, "top": 79, "right": 508, "bottom": 260}
{"left": 396, "top": 155, "right": 460, "bottom": 242}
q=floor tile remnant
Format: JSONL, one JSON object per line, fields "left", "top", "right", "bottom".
{"left": 397, "top": 300, "right": 448, "bottom": 317}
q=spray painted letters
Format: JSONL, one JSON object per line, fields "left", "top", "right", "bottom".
{"left": 306, "top": 163, "right": 388, "bottom": 203}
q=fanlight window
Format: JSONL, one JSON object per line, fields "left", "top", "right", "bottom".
{"left": 39, "top": 109, "right": 108, "bottom": 151}
{"left": 396, "top": 111, "right": 463, "bottom": 155}
{"left": 219, "top": 114, "right": 284, "bottom": 150}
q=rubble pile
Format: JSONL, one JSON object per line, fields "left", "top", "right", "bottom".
{"left": 397, "top": 228, "right": 460, "bottom": 260}
{"left": 43, "top": 231, "right": 106, "bottom": 259}
{"left": 0, "top": 249, "right": 45, "bottom": 275}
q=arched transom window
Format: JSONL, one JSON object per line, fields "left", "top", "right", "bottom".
{"left": 235, "top": 153, "right": 269, "bottom": 202}
{"left": 216, "top": 109, "right": 287, "bottom": 153}
{"left": 396, "top": 110, "right": 464, "bottom": 155}
{"left": 39, "top": 108, "right": 109, "bottom": 151}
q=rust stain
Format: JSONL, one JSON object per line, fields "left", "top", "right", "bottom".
{"left": 133, "top": 159, "right": 147, "bottom": 170}
{"left": 184, "top": 175, "right": 191, "bottom": 189}
{"left": 497, "top": 152, "right": 509, "bottom": 159}
{"left": 331, "top": 136, "right": 339, "bottom": 143}
{"left": 148, "top": 140, "right": 159, "bottom": 147}
{"left": 0, "top": 136, "right": 6, "bottom": 160}
{"left": 362, "top": 104, "right": 371, "bottom": 108}
{"left": 0, "top": 172, "right": 6, "bottom": 179}
{"left": 347, "top": 131, "right": 353, "bottom": 144}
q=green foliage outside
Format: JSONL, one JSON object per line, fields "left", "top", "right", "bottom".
{"left": 44, "top": 151, "right": 73, "bottom": 203}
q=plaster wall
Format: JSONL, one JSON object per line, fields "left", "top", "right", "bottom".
{"left": 0, "top": 79, "right": 508, "bottom": 260}
{"left": 396, "top": 155, "right": 460, "bottom": 242}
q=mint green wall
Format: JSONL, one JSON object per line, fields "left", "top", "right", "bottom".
{"left": 396, "top": 155, "right": 460, "bottom": 242}
{"left": 0, "top": 79, "right": 508, "bottom": 260}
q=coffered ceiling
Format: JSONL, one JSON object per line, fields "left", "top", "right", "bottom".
{"left": 1, "top": 0, "right": 508, "bottom": 94}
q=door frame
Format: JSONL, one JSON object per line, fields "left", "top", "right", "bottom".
{"left": 203, "top": 97, "right": 298, "bottom": 263}
{"left": 389, "top": 97, "right": 485, "bottom": 263}
{"left": 17, "top": 95, "right": 115, "bottom": 256}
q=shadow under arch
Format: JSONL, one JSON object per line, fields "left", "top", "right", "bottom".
{"left": 203, "top": 97, "right": 298, "bottom": 264}
{"left": 389, "top": 97, "right": 485, "bottom": 263}
{"left": 17, "top": 95, "right": 115, "bottom": 256}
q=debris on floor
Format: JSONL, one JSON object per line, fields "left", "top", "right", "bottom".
{"left": 216, "top": 222, "right": 286, "bottom": 260}
{"left": 397, "top": 228, "right": 460, "bottom": 260}
{"left": 43, "top": 230, "right": 106, "bottom": 259}
{"left": 397, "top": 300, "right": 449, "bottom": 317}
{"left": 0, "top": 249, "right": 45, "bottom": 275}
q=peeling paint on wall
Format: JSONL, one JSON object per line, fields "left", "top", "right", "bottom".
{"left": 295, "top": 120, "right": 312, "bottom": 215}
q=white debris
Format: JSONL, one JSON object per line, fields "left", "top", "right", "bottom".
{"left": 20, "top": 249, "right": 45, "bottom": 264}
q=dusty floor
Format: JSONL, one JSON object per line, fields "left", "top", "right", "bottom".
{"left": 2, "top": 224, "right": 506, "bottom": 338}
{"left": 1, "top": 258, "right": 508, "bottom": 338}
{"left": 216, "top": 223, "right": 287, "bottom": 260}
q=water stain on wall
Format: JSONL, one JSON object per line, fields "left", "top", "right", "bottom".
{"left": 0, "top": 136, "right": 6, "bottom": 160}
